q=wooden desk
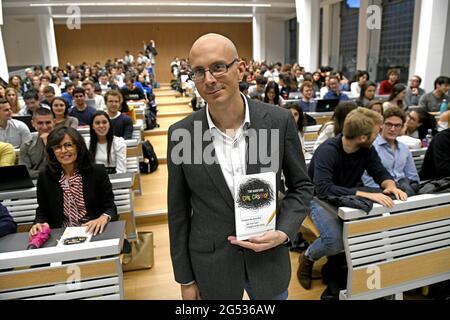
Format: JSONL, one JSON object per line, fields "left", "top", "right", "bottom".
{"left": 0, "top": 221, "right": 125, "bottom": 300}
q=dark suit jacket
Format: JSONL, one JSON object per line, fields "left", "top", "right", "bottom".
{"left": 167, "top": 98, "right": 313, "bottom": 299}
{"left": 34, "top": 164, "right": 118, "bottom": 228}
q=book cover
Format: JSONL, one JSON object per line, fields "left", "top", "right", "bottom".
{"left": 57, "top": 226, "right": 92, "bottom": 247}
{"left": 234, "top": 172, "right": 277, "bottom": 240}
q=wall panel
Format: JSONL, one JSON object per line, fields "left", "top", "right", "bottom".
{"left": 55, "top": 22, "right": 252, "bottom": 84}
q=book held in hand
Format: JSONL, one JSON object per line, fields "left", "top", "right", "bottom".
{"left": 234, "top": 172, "right": 277, "bottom": 240}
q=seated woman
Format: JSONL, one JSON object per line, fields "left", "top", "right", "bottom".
{"left": 284, "top": 103, "right": 309, "bottom": 156}
{"left": 313, "top": 101, "right": 358, "bottom": 152}
{"left": 383, "top": 84, "right": 407, "bottom": 111}
{"left": 356, "top": 82, "right": 377, "bottom": 108}
{"left": 263, "top": 81, "right": 285, "bottom": 106}
{"left": 88, "top": 111, "right": 127, "bottom": 174}
{"left": 350, "top": 70, "right": 369, "bottom": 98}
{"left": 51, "top": 97, "right": 79, "bottom": 129}
{"left": 5, "top": 87, "right": 21, "bottom": 114}
{"left": 29, "top": 126, "right": 117, "bottom": 237}
{"left": 405, "top": 108, "right": 437, "bottom": 140}
{"left": 367, "top": 100, "right": 384, "bottom": 116}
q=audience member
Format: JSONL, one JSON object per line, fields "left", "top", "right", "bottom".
{"left": 0, "top": 98, "right": 31, "bottom": 148}
{"left": 88, "top": 111, "right": 127, "bottom": 174}
{"left": 383, "top": 84, "right": 406, "bottom": 111}
{"left": 323, "top": 76, "right": 349, "bottom": 101}
{"left": 297, "top": 81, "right": 317, "bottom": 112}
{"left": 356, "top": 82, "right": 377, "bottom": 107}
{"left": 19, "top": 108, "right": 55, "bottom": 179}
{"left": 83, "top": 80, "right": 106, "bottom": 110}
{"left": 378, "top": 69, "right": 400, "bottom": 95}
{"left": 105, "top": 90, "right": 133, "bottom": 139}
{"left": 405, "top": 108, "right": 437, "bottom": 140}
{"left": 19, "top": 90, "right": 47, "bottom": 116}
{"left": 0, "top": 203, "right": 17, "bottom": 238}
{"left": 120, "top": 76, "right": 146, "bottom": 113}
{"left": 41, "top": 85, "right": 56, "bottom": 108}
{"left": 61, "top": 82, "right": 75, "bottom": 106}
{"left": 29, "top": 126, "right": 117, "bottom": 236}
{"left": 248, "top": 75, "right": 267, "bottom": 101}
{"left": 5, "top": 87, "right": 21, "bottom": 114}
{"left": 420, "top": 128, "right": 450, "bottom": 180}
{"left": 362, "top": 107, "right": 419, "bottom": 196}
{"left": 418, "top": 76, "right": 450, "bottom": 112}
{"left": 367, "top": 100, "right": 384, "bottom": 116}
{"left": 405, "top": 75, "right": 426, "bottom": 107}
{"left": 350, "top": 70, "right": 369, "bottom": 98}
{"left": 51, "top": 97, "right": 79, "bottom": 129}
{"left": 263, "top": 81, "right": 284, "bottom": 106}
{"left": 69, "top": 87, "right": 96, "bottom": 126}
{"left": 0, "top": 141, "right": 16, "bottom": 166}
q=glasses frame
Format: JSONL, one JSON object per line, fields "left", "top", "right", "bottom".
{"left": 52, "top": 142, "right": 76, "bottom": 153}
{"left": 189, "top": 58, "right": 239, "bottom": 82}
{"left": 384, "top": 122, "right": 403, "bottom": 130}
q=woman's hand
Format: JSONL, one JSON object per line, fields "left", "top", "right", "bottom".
{"left": 82, "top": 215, "right": 109, "bottom": 236}
{"left": 29, "top": 223, "right": 50, "bottom": 239}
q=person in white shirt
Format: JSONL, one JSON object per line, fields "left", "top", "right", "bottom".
{"left": 124, "top": 50, "right": 134, "bottom": 65}
{"left": 87, "top": 111, "right": 126, "bottom": 174}
{"left": 83, "top": 80, "right": 106, "bottom": 111}
{"left": 0, "top": 98, "right": 32, "bottom": 148}
{"left": 350, "top": 70, "right": 369, "bottom": 98}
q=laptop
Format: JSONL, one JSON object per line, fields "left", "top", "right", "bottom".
{"left": 13, "top": 115, "right": 36, "bottom": 133}
{"left": 288, "top": 92, "right": 302, "bottom": 100}
{"left": 315, "top": 99, "right": 340, "bottom": 112}
{"left": 0, "top": 165, "right": 35, "bottom": 191}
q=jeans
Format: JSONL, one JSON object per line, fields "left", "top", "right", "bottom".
{"left": 305, "top": 200, "right": 344, "bottom": 261}
{"left": 244, "top": 280, "right": 288, "bottom": 300}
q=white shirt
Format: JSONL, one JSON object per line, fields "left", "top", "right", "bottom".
{"left": 0, "top": 119, "right": 32, "bottom": 148}
{"left": 206, "top": 94, "right": 250, "bottom": 197}
{"left": 86, "top": 136, "right": 127, "bottom": 173}
{"left": 350, "top": 82, "right": 361, "bottom": 98}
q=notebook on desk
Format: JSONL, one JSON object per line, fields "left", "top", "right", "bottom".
{"left": 0, "top": 165, "right": 35, "bottom": 191}
{"left": 315, "top": 99, "right": 340, "bottom": 112}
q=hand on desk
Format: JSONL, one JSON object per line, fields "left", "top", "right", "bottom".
{"left": 181, "top": 283, "right": 202, "bottom": 300}
{"left": 228, "top": 230, "right": 288, "bottom": 253}
{"left": 82, "top": 215, "right": 109, "bottom": 236}
{"left": 29, "top": 222, "right": 50, "bottom": 239}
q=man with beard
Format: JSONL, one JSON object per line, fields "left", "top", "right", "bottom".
{"left": 297, "top": 107, "right": 407, "bottom": 299}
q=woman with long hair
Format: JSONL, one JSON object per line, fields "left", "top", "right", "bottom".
{"left": 313, "top": 101, "right": 358, "bottom": 152}
{"left": 405, "top": 108, "right": 437, "bottom": 140}
{"left": 51, "top": 97, "right": 79, "bottom": 129}
{"left": 8, "top": 75, "right": 22, "bottom": 96}
{"left": 284, "top": 103, "right": 308, "bottom": 155}
{"left": 88, "top": 111, "right": 127, "bottom": 174}
{"left": 5, "top": 87, "right": 21, "bottom": 114}
{"left": 0, "top": 83, "right": 6, "bottom": 98}
{"left": 383, "top": 84, "right": 407, "bottom": 111}
{"left": 263, "top": 81, "right": 284, "bottom": 106}
{"left": 350, "top": 70, "right": 369, "bottom": 98}
{"left": 356, "top": 82, "right": 377, "bottom": 108}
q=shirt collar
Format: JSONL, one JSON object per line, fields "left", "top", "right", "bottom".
{"left": 375, "top": 134, "right": 397, "bottom": 147}
{"left": 206, "top": 93, "right": 251, "bottom": 131}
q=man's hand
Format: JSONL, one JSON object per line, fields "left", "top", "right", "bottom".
{"left": 181, "top": 283, "right": 201, "bottom": 300}
{"left": 383, "top": 186, "right": 408, "bottom": 201}
{"left": 228, "top": 230, "right": 288, "bottom": 253}
{"left": 356, "top": 191, "right": 395, "bottom": 208}
{"left": 411, "top": 88, "right": 419, "bottom": 95}
{"left": 82, "top": 215, "right": 109, "bottom": 236}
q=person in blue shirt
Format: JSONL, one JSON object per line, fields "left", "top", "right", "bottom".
{"left": 61, "top": 82, "right": 74, "bottom": 107}
{"left": 362, "top": 107, "right": 420, "bottom": 196}
{"left": 69, "top": 87, "right": 96, "bottom": 126}
{"left": 298, "top": 107, "right": 407, "bottom": 299}
{"left": 0, "top": 203, "right": 16, "bottom": 237}
{"left": 323, "top": 75, "right": 350, "bottom": 101}
{"left": 297, "top": 81, "right": 317, "bottom": 112}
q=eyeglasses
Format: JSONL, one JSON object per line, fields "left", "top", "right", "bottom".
{"left": 52, "top": 142, "right": 75, "bottom": 153}
{"left": 384, "top": 122, "right": 403, "bottom": 129}
{"left": 189, "top": 59, "right": 239, "bottom": 82}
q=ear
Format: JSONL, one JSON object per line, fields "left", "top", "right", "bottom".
{"left": 237, "top": 60, "right": 246, "bottom": 82}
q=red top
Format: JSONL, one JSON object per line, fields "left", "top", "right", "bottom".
{"left": 378, "top": 80, "right": 399, "bottom": 95}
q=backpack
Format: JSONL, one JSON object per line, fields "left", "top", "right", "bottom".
{"left": 145, "top": 109, "right": 159, "bottom": 130}
{"left": 140, "top": 140, "right": 159, "bottom": 173}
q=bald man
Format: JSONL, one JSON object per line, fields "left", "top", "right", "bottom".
{"left": 167, "top": 33, "right": 313, "bottom": 300}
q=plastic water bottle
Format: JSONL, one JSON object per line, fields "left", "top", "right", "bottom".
{"left": 440, "top": 99, "right": 448, "bottom": 114}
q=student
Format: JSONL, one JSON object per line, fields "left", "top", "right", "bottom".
{"left": 0, "top": 203, "right": 17, "bottom": 238}
{"left": 0, "top": 98, "right": 31, "bottom": 148}
{"left": 61, "top": 82, "right": 75, "bottom": 106}
{"left": 313, "top": 101, "right": 358, "bottom": 152}
{"left": 323, "top": 76, "right": 349, "bottom": 101}
{"left": 29, "top": 126, "right": 117, "bottom": 236}
{"left": 350, "top": 70, "right": 369, "bottom": 98}
{"left": 405, "top": 108, "right": 437, "bottom": 140}
{"left": 120, "top": 76, "right": 146, "bottom": 113}
{"left": 297, "top": 81, "right": 317, "bottom": 112}
{"left": 362, "top": 107, "right": 420, "bottom": 196}
{"left": 248, "top": 75, "right": 267, "bottom": 101}
{"left": 378, "top": 69, "right": 400, "bottom": 95}
{"left": 18, "top": 90, "right": 48, "bottom": 116}
{"left": 285, "top": 103, "right": 309, "bottom": 155}
{"left": 418, "top": 76, "right": 450, "bottom": 112}
{"left": 51, "top": 97, "right": 79, "bottom": 129}
{"left": 19, "top": 108, "right": 55, "bottom": 179}
{"left": 69, "top": 87, "right": 96, "bottom": 126}
{"left": 383, "top": 84, "right": 407, "bottom": 111}
{"left": 420, "top": 127, "right": 450, "bottom": 180}
{"left": 0, "top": 141, "right": 16, "bottom": 167}
{"left": 405, "top": 75, "right": 426, "bottom": 107}
{"left": 105, "top": 90, "right": 133, "bottom": 140}
{"left": 41, "top": 86, "right": 56, "bottom": 108}
{"left": 83, "top": 80, "right": 106, "bottom": 110}
{"left": 298, "top": 107, "right": 407, "bottom": 298}
{"left": 5, "top": 87, "right": 21, "bottom": 114}
{"left": 167, "top": 33, "right": 313, "bottom": 300}
{"left": 263, "top": 81, "right": 284, "bottom": 106}
{"left": 356, "top": 82, "right": 377, "bottom": 108}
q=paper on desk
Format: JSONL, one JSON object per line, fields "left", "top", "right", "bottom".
{"left": 56, "top": 226, "right": 92, "bottom": 247}
{"left": 234, "top": 172, "right": 276, "bottom": 241}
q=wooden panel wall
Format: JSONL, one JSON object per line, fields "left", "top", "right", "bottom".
{"left": 54, "top": 22, "right": 253, "bottom": 84}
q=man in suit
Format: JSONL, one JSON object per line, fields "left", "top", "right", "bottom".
{"left": 167, "top": 33, "right": 313, "bottom": 300}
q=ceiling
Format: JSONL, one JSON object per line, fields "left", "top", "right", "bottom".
{"left": 2, "top": 0, "right": 297, "bottom": 22}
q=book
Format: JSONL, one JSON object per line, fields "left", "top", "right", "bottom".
{"left": 57, "top": 226, "right": 92, "bottom": 247}
{"left": 234, "top": 172, "right": 277, "bottom": 240}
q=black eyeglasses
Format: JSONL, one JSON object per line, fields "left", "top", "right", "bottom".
{"left": 189, "top": 59, "right": 239, "bottom": 82}
{"left": 384, "top": 122, "right": 403, "bottom": 129}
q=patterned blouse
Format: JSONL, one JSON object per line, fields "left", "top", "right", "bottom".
{"left": 59, "top": 171, "right": 88, "bottom": 227}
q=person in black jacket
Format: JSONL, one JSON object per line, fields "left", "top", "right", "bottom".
{"left": 29, "top": 126, "right": 117, "bottom": 238}
{"left": 0, "top": 203, "right": 17, "bottom": 237}
{"left": 420, "top": 128, "right": 450, "bottom": 180}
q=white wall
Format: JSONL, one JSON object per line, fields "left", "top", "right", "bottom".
{"left": 3, "top": 16, "right": 43, "bottom": 67}
{"left": 441, "top": 2, "right": 450, "bottom": 76}
{"left": 265, "top": 19, "right": 285, "bottom": 65}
